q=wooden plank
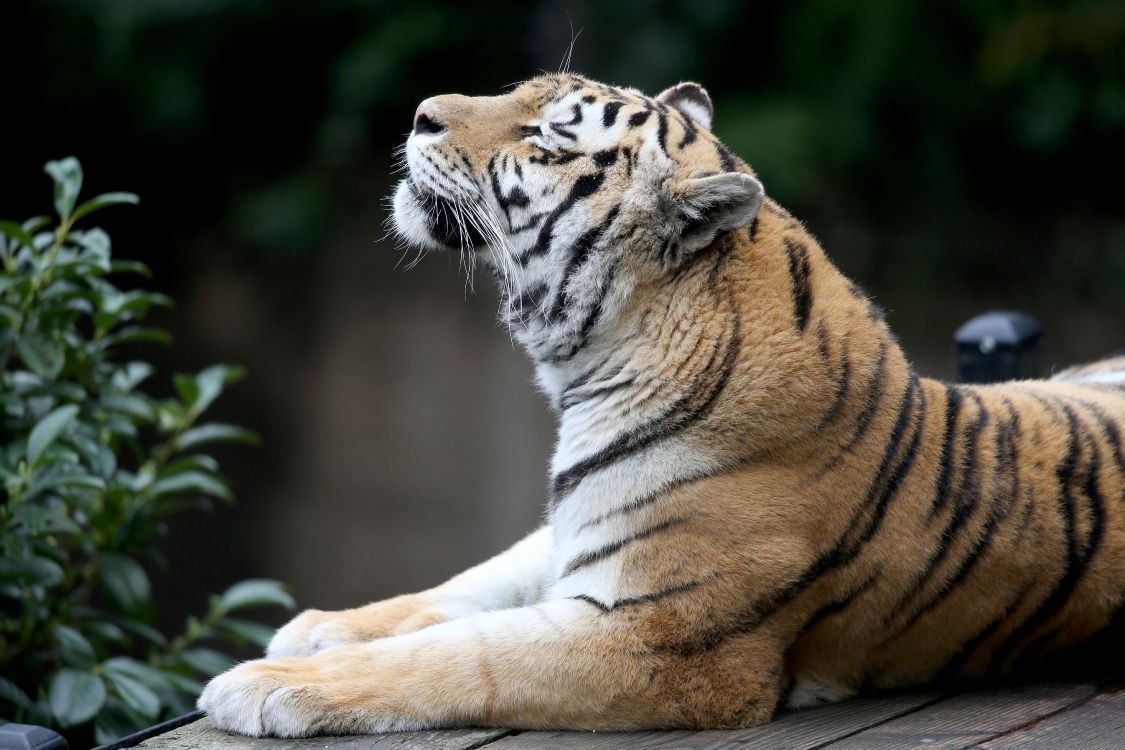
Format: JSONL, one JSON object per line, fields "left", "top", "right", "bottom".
{"left": 485, "top": 692, "right": 944, "bottom": 750}
{"left": 134, "top": 718, "right": 513, "bottom": 750}
{"left": 977, "top": 689, "right": 1125, "bottom": 749}
{"left": 817, "top": 684, "right": 1096, "bottom": 750}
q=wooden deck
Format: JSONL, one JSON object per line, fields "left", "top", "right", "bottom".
{"left": 133, "top": 682, "right": 1125, "bottom": 750}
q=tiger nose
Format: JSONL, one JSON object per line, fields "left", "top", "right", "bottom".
{"left": 413, "top": 102, "right": 447, "bottom": 136}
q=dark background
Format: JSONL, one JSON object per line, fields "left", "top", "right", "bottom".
{"left": 3, "top": 0, "right": 1123, "bottom": 636}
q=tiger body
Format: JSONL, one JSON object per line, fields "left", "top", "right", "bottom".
{"left": 199, "top": 74, "right": 1125, "bottom": 736}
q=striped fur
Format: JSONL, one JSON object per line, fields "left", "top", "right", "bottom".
{"left": 200, "top": 74, "right": 1125, "bottom": 737}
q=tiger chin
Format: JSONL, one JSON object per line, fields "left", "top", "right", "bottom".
{"left": 199, "top": 74, "right": 1125, "bottom": 737}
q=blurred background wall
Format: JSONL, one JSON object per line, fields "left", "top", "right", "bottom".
{"left": 3, "top": 0, "right": 1123, "bottom": 635}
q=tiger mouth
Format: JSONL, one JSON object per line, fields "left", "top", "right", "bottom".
{"left": 407, "top": 178, "right": 485, "bottom": 249}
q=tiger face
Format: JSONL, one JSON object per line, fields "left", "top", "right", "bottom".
{"left": 391, "top": 74, "right": 764, "bottom": 364}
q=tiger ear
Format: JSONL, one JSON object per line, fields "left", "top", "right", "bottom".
{"left": 657, "top": 82, "right": 713, "bottom": 130}
{"left": 673, "top": 172, "right": 764, "bottom": 252}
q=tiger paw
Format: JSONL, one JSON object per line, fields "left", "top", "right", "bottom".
{"left": 199, "top": 658, "right": 324, "bottom": 737}
{"left": 266, "top": 609, "right": 356, "bottom": 658}
{"left": 200, "top": 651, "right": 427, "bottom": 737}
{"left": 266, "top": 596, "right": 453, "bottom": 658}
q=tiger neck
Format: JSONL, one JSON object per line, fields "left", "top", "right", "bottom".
{"left": 538, "top": 206, "right": 915, "bottom": 529}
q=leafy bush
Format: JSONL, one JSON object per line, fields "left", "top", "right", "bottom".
{"left": 0, "top": 158, "right": 292, "bottom": 746}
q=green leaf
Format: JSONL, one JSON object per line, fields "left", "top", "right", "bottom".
{"left": 83, "top": 620, "right": 128, "bottom": 646}
{"left": 27, "top": 403, "right": 79, "bottom": 466}
{"left": 111, "top": 361, "right": 154, "bottom": 392}
{"left": 94, "top": 699, "right": 148, "bottom": 746}
{"left": 95, "top": 553, "right": 152, "bottom": 618}
{"left": 178, "top": 648, "right": 233, "bottom": 677}
{"left": 10, "top": 502, "right": 83, "bottom": 536}
{"left": 148, "top": 470, "right": 231, "bottom": 501}
{"left": 109, "top": 259, "right": 151, "bottom": 277}
{"left": 45, "top": 158, "right": 84, "bottom": 222}
{"left": 99, "top": 392, "right": 157, "bottom": 421}
{"left": 0, "top": 555, "right": 65, "bottom": 587}
{"left": 102, "top": 670, "right": 159, "bottom": 720}
{"left": 0, "top": 675, "right": 33, "bottom": 710}
{"left": 0, "top": 220, "right": 35, "bottom": 249}
{"left": 97, "top": 325, "right": 173, "bottom": 350}
{"left": 217, "top": 618, "right": 275, "bottom": 648}
{"left": 158, "top": 454, "right": 220, "bottom": 477}
{"left": 218, "top": 579, "right": 295, "bottom": 613}
{"left": 70, "top": 191, "right": 140, "bottom": 224}
{"left": 175, "top": 423, "right": 259, "bottom": 451}
{"left": 178, "top": 364, "right": 245, "bottom": 416}
{"left": 47, "top": 668, "right": 105, "bottom": 727}
{"left": 105, "top": 616, "right": 167, "bottom": 648}
{"left": 16, "top": 330, "right": 65, "bottom": 378}
{"left": 53, "top": 624, "right": 96, "bottom": 668}
{"left": 102, "top": 657, "right": 168, "bottom": 689}
{"left": 156, "top": 668, "right": 204, "bottom": 695}
{"left": 23, "top": 215, "right": 51, "bottom": 234}
{"left": 0, "top": 275, "right": 22, "bottom": 295}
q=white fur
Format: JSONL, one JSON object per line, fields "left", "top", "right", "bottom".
{"left": 1056, "top": 370, "right": 1125, "bottom": 385}
{"left": 784, "top": 677, "right": 857, "bottom": 710}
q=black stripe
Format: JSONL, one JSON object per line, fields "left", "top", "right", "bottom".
{"left": 543, "top": 264, "right": 619, "bottom": 365}
{"left": 549, "top": 123, "right": 577, "bottom": 140}
{"left": 519, "top": 171, "right": 606, "bottom": 265}
{"left": 550, "top": 311, "right": 740, "bottom": 504}
{"left": 561, "top": 517, "right": 688, "bottom": 577}
{"left": 561, "top": 375, "right": 636, "bottom": 412}
{"left": 784, "top": 238, "right": 813, "bottom": 332}
{"left": 627, "top": 110, "right": 651, "bottom": 128}
{"left": 816, "top": 337, "right": 851, "bottom": 431}
{"left": 817, "top": 341, "right": 890, "bottom": 474}
{"left": 889, "top": 390, "right": 989, "bottom": 621}
{"left": 592, "top": 148, "right": 619, "bottom": 168}
{"left": 507, "top": 281, "right": 551, "bottom": 321}
{"left": 573, "top": 579, "right": 701, "bottom": 614}
{"left": 676, "top": 111, "right": 698, "bottom": 149}
{"left": 656, "top": 112, "right": 669, "bottom": 154}
{"left": 929, "top": 385, "right": 964, "bottom": 521}
{"left": 1058, "top": 394, "right": 1125, "bottom": 477}
{"left": 578, "top": 470, "right": 709, "bottom": 530}
{"left": 715, "top": 141, "right": 737, "bottom": 172}
{"left": 671, "top": 373, "right": 923, "bottom": 656}
{"left": 488, "top": 155, "right": 530, "bottom": 226}
{"left": 548, "top": 207, "right": 620, "bottom": 321}
{"left": 552, "top": 149, "right": 581, "bottom": 165}
{"left": 988, "top": 402, "right": 1105, "bottom": 671}
{"left": 885, "top": 397, "right": 1019, "bottom": 642}
{"left": 561, "top": 354, "right": 616, "bottom": 395}
{"left": 934, "top": 582, "right": 1034, "bottom": 683}
{"left": 602, "top": 101, "right": 623, "bottom": 128}
{"left": 802, "top": 574, "right": 878, "bottom": 632}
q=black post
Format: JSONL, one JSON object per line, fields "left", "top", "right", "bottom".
{"left": 0, "top": 724, "right": 67, "bottom": 750}
{"left": 954, "top": 311, "right": 1044, "bottom": 384}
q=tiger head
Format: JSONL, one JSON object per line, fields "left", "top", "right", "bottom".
{"left": 391, "top": 74, "right": 764, "bottom": 366}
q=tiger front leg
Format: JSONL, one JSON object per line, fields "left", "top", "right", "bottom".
{"left": 266, "top": 525, "right": 553, "bottom": 657}
{"left": 201, "top": 599, "right": 785, "bottom": 736}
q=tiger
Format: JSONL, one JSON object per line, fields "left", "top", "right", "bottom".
{"left": 198, "top": 73, "right": 1125, "bottom": 737}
